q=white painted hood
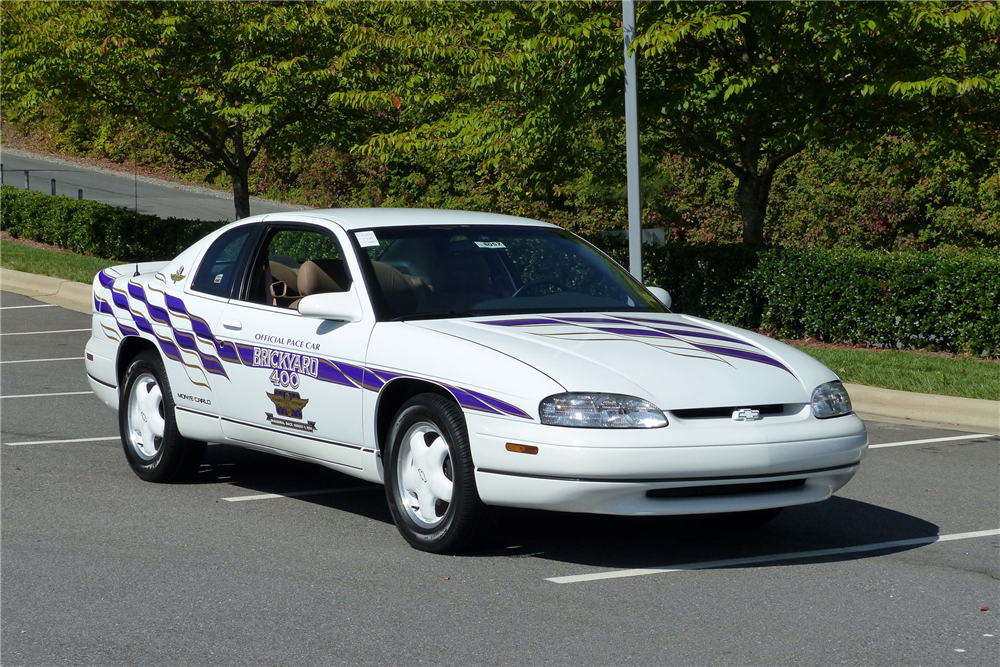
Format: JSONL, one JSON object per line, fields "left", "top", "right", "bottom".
{"left": 408, "top": 313, "right": 838, "bottom": 410}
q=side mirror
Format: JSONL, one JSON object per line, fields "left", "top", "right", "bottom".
{"left": 297, "top": 290, "right": 364, "bottom": 322}
{"left": 646, "top": 286, "right": 672, "bottom": 310}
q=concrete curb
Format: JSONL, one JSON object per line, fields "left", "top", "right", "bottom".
{"left": 1, "top": 267, "right": 93, "bottom": 314}
{"left": 846, "top": 383, "right": 998, "bottom": 435}
{"left": 2, "top": 267, "right": 997, "bottom": 433}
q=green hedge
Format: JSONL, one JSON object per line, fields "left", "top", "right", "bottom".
{"left": 0, "top": 185, "right": 225, "bottom": 261}
{"left": 591, "top": 237, "right": 1000, "bottom": 356}
{"left": 2, "top": 185, "right": 995, "bottom": 355}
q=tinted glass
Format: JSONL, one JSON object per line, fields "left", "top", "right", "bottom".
{"left": 192, "top": 226, "right": 252, "bottom": 298}
{"left": 354, "top": 225, "right": 665, "bottom": 320}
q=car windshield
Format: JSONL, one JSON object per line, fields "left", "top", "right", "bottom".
{"left": 353, "top": 224, "right": 666, "bottom": 321}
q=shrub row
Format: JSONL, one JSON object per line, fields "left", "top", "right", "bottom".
{"left": 590, "top": 237, "right": 1000, "bottom": 356}
{"left": 2, "top": 185, "right": 995, "bottom": 355}
{"left": 0, "top": 185, "right": 225, "bottom": 261}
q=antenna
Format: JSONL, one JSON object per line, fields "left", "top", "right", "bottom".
{"left": 133, "top": 118, "right": 140, "bottom": 277}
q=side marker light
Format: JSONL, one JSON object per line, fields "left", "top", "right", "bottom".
{"left": 505, "top": 443, "right": 539, "bottom": 455}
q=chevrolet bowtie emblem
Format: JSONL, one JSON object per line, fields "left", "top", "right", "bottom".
{"left": 732, "top": 408, "right": 762, "bottom": 421}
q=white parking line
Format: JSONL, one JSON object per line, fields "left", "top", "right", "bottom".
{"left": 5, "top": 436, "right": 119, "bottom": 446}
{"left": 0, "top": 304, "right": 57, "bottom": 310}
{"left": 0, "top": 328, "right": 91, "bottom": 336}
{"left": 1, "top": 356, "right": 83, "bottom": 364}
{"left": 222, "top": 486, "right": 380, "bottom": 502}
{"left": 870, "top": 433, "right": 996, "bottom": 449}
{"left": 546, "top": 528, "right": 1000, "bottom": 584}
{"left": 1, "top": 391, "right": 93, "bottom": 399}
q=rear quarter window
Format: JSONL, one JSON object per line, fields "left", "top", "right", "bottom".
{"left": 192, "top": 226, "right": 253, "bottom": 298}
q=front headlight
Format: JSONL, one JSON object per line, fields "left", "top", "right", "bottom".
{"left": 811, "top": 381, "right": 852, "bottom": 419}
{"left": 539, "top": 393, "right": 668, "bottom": 428}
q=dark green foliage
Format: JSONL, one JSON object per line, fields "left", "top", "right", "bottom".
{"left": 589, "top": 236, "right": 1000, "bottom": 356}
{"left": 0, "top": 185, "right": 224, "bottom": 261}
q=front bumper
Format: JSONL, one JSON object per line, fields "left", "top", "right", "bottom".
{"left": 467, "top": 409, "right": 868, "bottom": 515}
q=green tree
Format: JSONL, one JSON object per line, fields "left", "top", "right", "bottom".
{"left": 1, "top": 0, "right": 403, "bottom": 219}
{"left": 356, "top": 0, "right": 997, "bottom": 245}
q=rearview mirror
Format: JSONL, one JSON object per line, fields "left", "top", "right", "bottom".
{"left": 297, "top": 290, "right": 364, "bottom": 322}
{"left": 646, "top": 286, "right": 672, "bottom": 309}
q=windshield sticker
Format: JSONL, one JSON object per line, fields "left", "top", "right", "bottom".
{"left": 265, "top": 389, "right": 317, "bottom": 432}
{"left": 474, "top": 241, "right": 506, "bottom": 249}
{"left": 356, "top": 230, "right": 380, "bottom": 247}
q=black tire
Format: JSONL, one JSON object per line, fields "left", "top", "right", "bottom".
{"left": 119, "top": 351, "right": 206, "bottom": 482}
{"left": 384, "top": 393, "right": 486, "bottom": 553}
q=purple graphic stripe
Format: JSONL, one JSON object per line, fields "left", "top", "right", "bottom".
{"left": 447, "top": 387, "right": 504, "bottom": 416}
{"left": 117, "top": 322, "right": 139, "bottom": 337}
{"left": 554, "top": 317, "right": 633, "bottom": 325}
{"left": 465, "top": 388, "right": 533, "bottom": 419}
{"left": 316, "top": 359, "right": 357, "bottom": 388}
{"left": 646, "top": 327, "right": 748, "bottom": 346}
{"left": 690, "top": 343, "right": 793, "bottom": 375}
{"left": 216, "top": 340, "right": 241, "bottom": 364}
{"left": 482, "top": 318, "right": 556, "bottom": 327}
{"left": 592, "top": 326, "right": 675, "bottom": 339}
{"left": 617, "top": 316, "right": 710, "bottom": 330}
{"left": 94, "top": 296, "right": 114, "bottom": 316}
{"left": 111, "top": 289, "right": 130, "bottom": 310}
{"left": 134, "top": 313, "right": 154, "bottom": 334}
{"left": 364, "top": 368, "right": 402, "bottom": 391}
{"left": 164, "top": 293, "right": 187, "bottom": 314}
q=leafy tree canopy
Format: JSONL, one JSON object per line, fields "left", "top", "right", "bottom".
{"left": 354, "top": 0, "right": 998, "bottom": 244}
{"left": 1, "top": 0, "right": 408, "bottom": 218}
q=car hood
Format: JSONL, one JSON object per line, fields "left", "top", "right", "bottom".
{"left": 408, "top": 313, "right": 835, "bottom": 410}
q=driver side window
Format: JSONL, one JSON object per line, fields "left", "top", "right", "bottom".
{"left": 245, "top": 227, "right": 351, "bottom": 310}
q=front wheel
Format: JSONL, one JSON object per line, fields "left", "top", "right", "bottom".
{"left": 384, "top": 393, "right": 486, "bottom": 553}
{"left": 119, "top": 351, "right": 205, "bottom": 482}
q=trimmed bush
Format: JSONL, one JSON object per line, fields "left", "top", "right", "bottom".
{"left": 0, "top": 185, "right": 225, "bottom": 261}
{"left": 590, "top": 236, "right": 1000, "bottom": 356}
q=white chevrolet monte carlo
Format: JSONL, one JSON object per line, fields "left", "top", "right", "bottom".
{"left": 85, "top": 209, "right": 867, "bottom": 552}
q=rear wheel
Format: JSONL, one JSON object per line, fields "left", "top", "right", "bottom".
{"left": 119, "top": 351, "right": 205, "bottom": 482}
{"left": 384, "top": 393, "right": 486, "bottom": 553}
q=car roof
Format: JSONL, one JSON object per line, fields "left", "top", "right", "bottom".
{"left": 256, "top": 208, "right": 558, "bottom": 231}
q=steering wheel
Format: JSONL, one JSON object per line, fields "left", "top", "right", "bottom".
{"left": 512, "top": 279, "right": 563, "bottom": 297}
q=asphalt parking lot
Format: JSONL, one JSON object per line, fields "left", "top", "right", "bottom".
{"left": 2, "top": 289, "right": 998, "bottom": 666}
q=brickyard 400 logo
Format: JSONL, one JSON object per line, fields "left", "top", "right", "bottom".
{"left": 265, "top": 389, "right": 317, "bottom": 433}
{"left": 252, "top": 346, "right": 319, "bottom": 390}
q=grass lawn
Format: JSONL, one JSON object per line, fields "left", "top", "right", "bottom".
{"left": 1, "top": 238, "right": 115, "bottom": 284}
{"left": 791, "top": 344, "right": 998, "bottom": 401}
{"left": 1, "top": 237, "right": 996, "bottom": 401}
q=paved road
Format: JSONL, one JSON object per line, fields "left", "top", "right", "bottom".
{"left": 0, "top": 149, "right": 305, "bottom": 222}
{"left": 2, "top": 290, "right": 998, "bottom": 666}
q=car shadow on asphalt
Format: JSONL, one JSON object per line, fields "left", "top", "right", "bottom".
{"left": 193, "top": 443, "right": 393, "bottom": 525}
{"left": 191, "top": 444, "right": 941, "bottom": 567}
{"left": 472, "top": 497, "right": 941, "bottom": 570}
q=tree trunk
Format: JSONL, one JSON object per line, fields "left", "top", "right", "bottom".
{"left": 737, "top": 174, "right": 768, "bottom": 246}
{"left": 232, "top": 168, "right": 251, "bottom": 220}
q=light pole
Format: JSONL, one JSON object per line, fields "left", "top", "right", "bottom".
{"left": 622, "top": 0, "right": 642, "bottom": 282}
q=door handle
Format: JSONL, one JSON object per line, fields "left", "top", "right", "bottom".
{"left": 222, "top": 319, "right": 242, "bottom": 331}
